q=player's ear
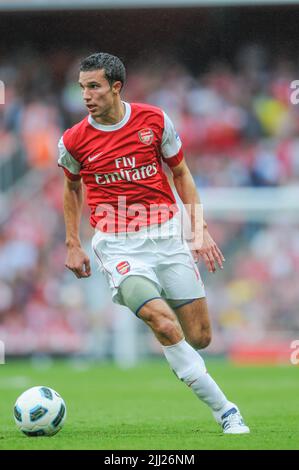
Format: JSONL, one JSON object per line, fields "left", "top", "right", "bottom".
{"left": 112, "top": 81, "right": 122, "bottom": 94}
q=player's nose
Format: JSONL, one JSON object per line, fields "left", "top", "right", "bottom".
{"left": 82, "top": 89, "right": 92, "bottom": 101}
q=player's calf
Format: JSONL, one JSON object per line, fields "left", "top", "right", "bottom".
{"left": 174, "top": 297, "right": 212, "bottom": 350}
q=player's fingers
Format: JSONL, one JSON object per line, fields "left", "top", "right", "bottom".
{"left": 212, "top": 246, "right": 224, "bottom": 269}
{"left": 192, "top": 250, "right": 199, "bottom": 262}
{"left": 75, "top": 266, "right": 90, "bottom": 278}
{"left": 207, "top": 251, "right": 216, "bottom": 272}
{"left": 71, "top": 269, "right": 81, "bottom": 279}
{"left": 84, "top": 258, "right": 91, "bottom": 276}
{"left": 215, "top": 245, "right": 225, "bottom": 262}
{"left": 202, "top": 252, "right": 215, "bottom": 273}
{"left": 66, "top": 264, "right": 85, "bottom": 279}
{"left": 65, "top": 263, "right": 77, "bottom": 276}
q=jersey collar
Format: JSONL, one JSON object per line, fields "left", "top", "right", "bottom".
{"left": 88, "top": 101, "right": 131, "bottom": 132}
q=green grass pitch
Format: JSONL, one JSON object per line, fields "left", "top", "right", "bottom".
{"left": 0, "top": 359, "right": 298, "bottom": 450}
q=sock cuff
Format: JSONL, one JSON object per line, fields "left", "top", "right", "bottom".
{"left": 162, "top": 338, "right": 206, "bottom": 377}
{"left": 162, "top": 338, "right": 186, "bottom": 351}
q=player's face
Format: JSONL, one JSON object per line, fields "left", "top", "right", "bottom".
{"left": 79, "top": 69, "right": 120, "bottom": 118}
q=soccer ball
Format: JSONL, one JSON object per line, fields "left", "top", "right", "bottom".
{"left": 13, "top": 386, "right": 66, "bottom": 436}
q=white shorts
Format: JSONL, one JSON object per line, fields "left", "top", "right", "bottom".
{"left": 91, "top": 213, "right": 205, "bottom": 306}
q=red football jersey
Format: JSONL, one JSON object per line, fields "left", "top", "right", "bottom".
{"left": 58, "top": 102, "right": 184, "bottom": 232}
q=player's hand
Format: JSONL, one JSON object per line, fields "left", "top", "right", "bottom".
{"left": 192, "top": 229, "right": 225, "bottom": 273}
{"left": 65, "top": 246, "right": 91, "bottom": 278}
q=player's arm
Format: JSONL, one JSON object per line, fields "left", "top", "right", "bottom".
{"left": 160, "top": 111, "right": 224, "bottom": 273}
{"left": 63, "top": 175, "right": 91, "bottom": 278}
{"left": 58, "top": 135, "right": 91, "bottom": 279}
{"left": 171, "top": 158, "right": 225, "bottom": 273}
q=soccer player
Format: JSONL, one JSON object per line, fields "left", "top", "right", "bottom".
{"left": 58, "top": 52, "right": 250, "bottom": 434}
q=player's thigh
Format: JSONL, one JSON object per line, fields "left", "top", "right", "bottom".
{"left": 92, "top": 232, "right": 160, "bottom": 306}
{"left": 158, "top": 259, "right": 205, "bottom": 303}
{"left": 175, "top": 297, "right": 212, "bottom": 349}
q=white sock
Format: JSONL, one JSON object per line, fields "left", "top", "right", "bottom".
{"left": 162, "top": 338, "right": 229, "bottom": 413}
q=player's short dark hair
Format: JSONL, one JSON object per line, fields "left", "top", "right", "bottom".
{"left": 79, "top": 52, "right": 126, "bottom": 89}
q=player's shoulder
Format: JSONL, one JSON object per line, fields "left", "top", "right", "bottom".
{"left": 130, "top": 102, "right": 166, "bottom": 131}
{"left": 62, "top": 116, "right": 90, "bottom": 152}
{"left": 130, "top": 102, "right": 165, "bottom": 119}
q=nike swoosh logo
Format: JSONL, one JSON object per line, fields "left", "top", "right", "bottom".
{"left": 187, "top": 379, "right": 198, "bottom": 387}
{"left": 88, "top": 152, "right": 103, "bottom": 162}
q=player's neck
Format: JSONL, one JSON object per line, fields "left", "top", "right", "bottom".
{"left": 93, "top": 100, "right": 125, "bottom": 126}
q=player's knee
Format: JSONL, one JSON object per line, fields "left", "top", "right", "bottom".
{"left": 142, "top": 308, "right": 175, "bottom": 334}
{"left": 188, "top": 330, "right": 212, "bottom": 350}
{"left": 139, "top": 303, "right": 180, "bottom": 341}
{"left": 154, "top": 317, "right": 179, "bottom": 341}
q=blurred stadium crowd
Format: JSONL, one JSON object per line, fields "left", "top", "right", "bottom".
{"left": 0, "top": 44, "right": 298, "bottom": 357}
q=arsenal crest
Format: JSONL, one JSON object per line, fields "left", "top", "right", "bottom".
{"left": 138, "top": 128, "right": 154, "bottom": 145}
{"left": 116, "top": 261, "right": 131, "bottom": 275}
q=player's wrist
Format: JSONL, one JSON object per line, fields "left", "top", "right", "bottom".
{"left": 66, "top": 239, "right": 82, "bottom": 249}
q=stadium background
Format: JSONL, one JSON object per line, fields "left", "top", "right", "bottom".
{"left": 0, "top": 0, "right": 299, "bottom": 368}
